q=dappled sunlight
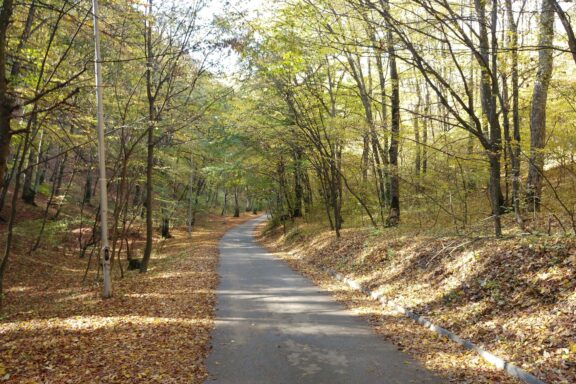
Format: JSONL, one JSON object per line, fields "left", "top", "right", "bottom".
{"left": 259, "top": 220, "right": 575, "bottom": 383}
{"left": 55, "top": 291, "right": 94, "bottom": 303}
{"left": 1, "top": 313, "right": 215, "bottom": 383}
{"left": 214, "top": 314, "right": 370, "bottom": 336}
{"left": 147, "top": 271, "right": 209, "bottom": 280}
{"left": 0, "top": 315, "right": 211, "bottom": 334}
{"left": 5, "top": 285, "right": 32, "bottom": 293}
{"left": 1, "top": 214, "right": 255, "bottom": 383}
{"left": 124, "top": 289, "right": 211, "bottom": 299}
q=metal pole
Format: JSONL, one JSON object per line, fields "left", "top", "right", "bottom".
{"left": 92, "top": 0, "right": 111, "bottom": 298}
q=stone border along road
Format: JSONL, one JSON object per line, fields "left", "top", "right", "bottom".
{"left": 204, "top": 215, "right": 444, "bottom": 384}
{"left": 301, "top": 260, "right": 546, "bottom": 384}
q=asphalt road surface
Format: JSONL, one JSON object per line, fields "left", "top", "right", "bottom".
{"left": 205, "top": 215, "right": 443, "bottom": 384}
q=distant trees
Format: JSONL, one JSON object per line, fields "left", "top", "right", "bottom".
{"left": 0, "top": 0, "right": 247, "bottom": 311}
{"left": 1, "top": 0, "right": 576, "bottom": 309}
{"left": 229, "top": 0, "right": 576, "bottom": 237}
{"left": 140, "top": 0, "right": 209, "bottom": 273}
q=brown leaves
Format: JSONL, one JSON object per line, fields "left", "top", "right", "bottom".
{"left": 0, "top": 214, "right": 252, "bottom": 384}
{"left": 258, "top": 220, "right": 576, "bottom": 384}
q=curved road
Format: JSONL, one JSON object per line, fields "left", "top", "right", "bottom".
{"left": 205, "top": 216, "right": 443, "bottom": 384}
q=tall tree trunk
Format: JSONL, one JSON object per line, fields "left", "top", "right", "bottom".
{"left": 361, "top": 134, "right": 369, "bottom": 182}
{"left": 0, "top": 121, "right": 30, "bottom": 312}
{"left": 21, "top": 123, "right": 40, "bottom": 204}
{"left": 187, "top": 155, "right": 194, "bottom": 235}
{"left": 414, "top": 96, "right": 421, "bottom": 176}
{"left": 221, "top": 189, "right": 228, "bottom": 216}
{"left": 346, "top": 49, "right": 387, "bottom": 218}
{"left": 303, "top": 170, "right": 313, "bottom": 212}
{"left": 0, "top": 0, "right": 35, "bottom": 209}
{"left": 318, "top": 160, "right": 334, "bottom": 230}
{"left": 526, "top": 0, "right": 554, "bottom": 212}
{"left": 375, "top": 37, "right": 391, "bottom": 203}
{"left": 141, "top": 0, "right": 155, "bottom": 273}
{"left": 423, "top": 89, "right": 429, "bottom": 174}
{"left": 292, "top": 147, "right": 304, "bottom": 217}
{"left": 476, "top": 0, "right": 504, "bottom": 236}
{"left": 53, "top": 161, "right": 76, "bottom": 220}
{"left": 161, "top": 218, "right": 170, "bottom": 238}
{"left": 233, "top": 187, "right": 240, "bottom": 217}
{"left": 83, "top": 152, "right": 93, "bottom": 205}
{"left": 53, "top": 152, "right": 67, "bottom": 197}
{"left": 330, "top": 147, "right": 341, "bottom": 238}
{"left": 0, "top": 140, "right": 21, "bottom": 215}
{"left": 505, "top": 0, "right": 524, "bottom": 227}
{"left": 387, "top": 10, "right": 400, "bottom": 226}
{"left": 140, "top": 121, "right": 154, "bottom": 273}
{"left": 0, "top": 0, "right": 15, "bottom": 198}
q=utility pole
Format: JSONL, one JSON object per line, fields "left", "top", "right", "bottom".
{"left": 92, "top": 0, "right": 111, "bottom": 298}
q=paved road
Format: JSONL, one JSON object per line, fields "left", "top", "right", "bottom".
{"left": 205, "top": 216, "right": 443, "bottom": 384}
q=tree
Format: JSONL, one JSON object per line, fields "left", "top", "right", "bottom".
{"left": 526, "top": 0, "right": 555, "bottom": 212}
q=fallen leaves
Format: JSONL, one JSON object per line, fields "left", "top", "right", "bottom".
{"left": 0, "top": 214, "right": 253, "bottom": 384}
{"left": 258, "top": 221, "right": 576, "bottom": 384}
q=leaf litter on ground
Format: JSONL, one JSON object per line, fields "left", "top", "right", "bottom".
{"left": 0, "top": 214, "right": 253, "bottom": 384}
{"left": 257, "top": 220, "right": 576, "bottom": 384}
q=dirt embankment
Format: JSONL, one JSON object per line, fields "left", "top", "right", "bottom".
{"left": 258, "top": 220, "right": 576, "bottom": 384}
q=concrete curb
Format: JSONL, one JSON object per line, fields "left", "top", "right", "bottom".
{"left": 317, "top": 266, "right": 545, "bottom": 384}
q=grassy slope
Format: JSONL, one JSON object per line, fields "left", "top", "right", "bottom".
{"left": 0, "top": 205, "right": 253, "bottom": 384}
{"left": 258, "top": 220, "right": 576, "bottom": 384}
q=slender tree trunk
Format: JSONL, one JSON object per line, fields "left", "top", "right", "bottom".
{"left": 53, "top": 162, "right": 76, "bottom": 220}
{"left": 141, "top": 0, "right": 155, "bottom": 273}
{"left": 0, "top": 121, "right": 30, "bottom": 312}
{"left": 361, "top": 134, "right": 369, "bottom": 182}
{"left": 53, "top": 152, "right": 67, "bottom": 197}
{"left": 32, "top": 156, "right": 77, "bottom": 251}
{"left": 526, "top": 0, "right": 554, "bottom": 212}
{"left": 221, "top": 189, "right": 228, "bottom": 216}
{"left": 292, "top": 147, "right": 304, "bottom": 217}
{"left": 187, "top": 156, "right": 194, "bottom": 235}
{"left": 318, "top": 161, "right": 334, "bottom": 230}
{"left": 161, "top": 217, "right": 170, "bottom": 238}
{"left": 414, "top": 97, "right": 421, "bottom": 176}
{"left": 505, "top": 0, "right": 524, "bottom": 227}
{"left": 387, "top": 12, "right": 400, "bottom": 226}
{"left": 84, "top": 152, "right": 93, "bottom": 205}
{"left": 423, "top": 89, "right": 429, "bottom": 174}
{"left": 0, "top": 140, "right": 22, "bottom": 215}
{"left": 329, "top": 148, "right": 341, "bottom": 238}
{"left": 21, "top": 124, "right": 40, "bottom": 204}
{"left": 277, "top": 160, "right": 293, "bottom": 216}
{"left": 375, "top": 38, "right": 391, "bottom": 204}
{"left": 346, "top": 49, "right": 387, "bottom": 218}
{"left": 140, "top": 121, "right": 154, "bottom": 273}
{"left": 233, "top": 187, "right": 240, "bottom": 217}
{"left": 0, "top": 0, "right": 15, "bottom": 200}
{"left": 476, "top": 0, "right": 504, "bottom": 236}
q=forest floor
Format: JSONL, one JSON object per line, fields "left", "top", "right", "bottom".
{"left": 0, "top": 208, "right": 254, "bottom": 384}
{"left": 257, "top": 219, "right": 576, "bottom": 384}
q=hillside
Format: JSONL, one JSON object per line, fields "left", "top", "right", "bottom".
{"left": 258, "top": 220, "right": 576, "bottom": 383}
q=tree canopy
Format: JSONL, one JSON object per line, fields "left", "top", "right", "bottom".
{"left": 0, "top": 0, "right": 575, "bottom": 306}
